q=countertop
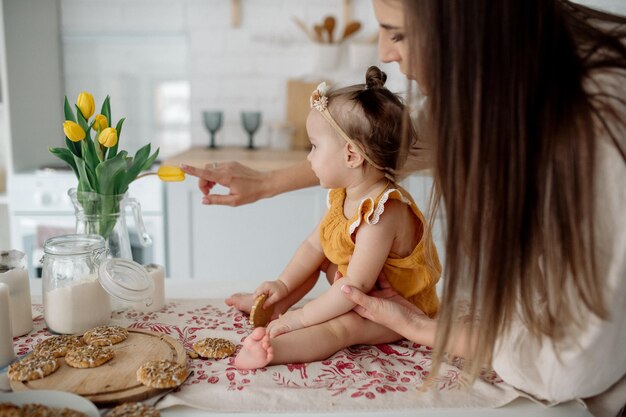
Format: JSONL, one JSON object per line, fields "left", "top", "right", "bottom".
{"left": 24, "top": 279, "right": 593, "bottom": 417}
{"left": 163, "top": 147, "right": 309, "bottom": 171}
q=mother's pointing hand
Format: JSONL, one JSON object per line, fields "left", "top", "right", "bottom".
{"left": 181, "top": 162, "right": 269, "bottom": 207}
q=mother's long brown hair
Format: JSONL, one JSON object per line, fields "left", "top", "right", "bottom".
{"left": 403, "top": 0, "right": 626, "bottom": 376}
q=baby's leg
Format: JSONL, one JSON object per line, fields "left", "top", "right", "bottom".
{"left": 234, "top": 312, "right": 401, "bottom": 369}
{"left": 226, "top": 268, "right": 323, "bottom": 318}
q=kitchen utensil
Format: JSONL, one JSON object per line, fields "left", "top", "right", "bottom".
{"left": 240, "top": 111, "right": 262, "bottom": 150}
{"left": 202, "top": 110, "right": 223, "bottom": 149}
{"left": 340, "top": 21, "right": 362, "bottom": 43}
{"left": 10, "top": 329, "right": 186, "bottom": 406}
{"left": 324, "top": 16, "right": 336, "bottom": 43}
{"left": 292, "top": 16, "right": 314, "bottom": 42}
{"left": 313, "top": 24, "right": 324, "bottom": 43}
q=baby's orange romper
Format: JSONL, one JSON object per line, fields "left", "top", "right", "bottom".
{"left": 319, "top": 186, "right": 441, "bottom": 317}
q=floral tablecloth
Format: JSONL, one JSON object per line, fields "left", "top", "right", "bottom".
{"left": 17, "top": 300, "right": 519, "bottom": 412}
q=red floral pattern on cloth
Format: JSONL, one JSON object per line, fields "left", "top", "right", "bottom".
{"left": 14, "top": 301, "right": 518, "bottom": 412}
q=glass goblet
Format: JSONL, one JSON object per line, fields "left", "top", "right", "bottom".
{"left": 240, "top": 111, "right": 262, "bottom": 150}
{"left": 202, "top": 110, "right": 223, "bottom": 149}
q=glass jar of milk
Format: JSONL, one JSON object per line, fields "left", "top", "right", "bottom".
{"left": 42, "top": 234, "right": 154, "bottom": 334}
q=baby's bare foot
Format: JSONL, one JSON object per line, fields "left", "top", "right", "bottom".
{"left": 225, "top": 292, "right": 254, "bottom": 314}
{"left": 233, "top": 327, "right": 273, "bottom": 370}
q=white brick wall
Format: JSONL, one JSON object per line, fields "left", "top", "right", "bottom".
{"left": 60, "top": 0, "right": 388, "bottom": 155}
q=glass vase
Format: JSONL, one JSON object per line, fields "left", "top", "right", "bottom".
{"left": 68, "top": 188, "right": 152, "bottom": 260}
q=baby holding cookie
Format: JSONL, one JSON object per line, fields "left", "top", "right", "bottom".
{"left": 228, "top": 67, "right": 441, "bottom": 369}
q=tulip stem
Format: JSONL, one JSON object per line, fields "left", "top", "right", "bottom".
{"left": 136, "top": 172, "right": 157, "bottom": 180}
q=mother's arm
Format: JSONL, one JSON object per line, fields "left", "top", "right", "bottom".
{"left": 341, "top": 277, "right": 475, "bottom": 359}
{"left": 181, "top": 159, "right": 318, "bottom": 207}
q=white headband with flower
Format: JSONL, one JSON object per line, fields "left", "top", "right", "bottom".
{"left": 309, "top": 82, "right": 396, "bottom": 182}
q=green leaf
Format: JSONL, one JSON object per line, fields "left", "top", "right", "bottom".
{"left": 73, "top": 154, "right": 94, "bottom": 193}
{"left": 112, "top": 169, "right": 127, "bottom": 195}
{"left": 49, "top": 147, "right": 78, "bottom": 176}
{"left": 65, "top": 137, "right": 81, "bottom": 158}
{"left": 101, "top": 96, "right": 111, "bottom": 122}
{"left": 75, "top": 105, "right": 90, "bottom": 132}
{"left": 64, "top": 97, "right": 76, "bottom": 122}
{"left": 80, "top": 138, "right": 99, "bottom": 182}
{"left": 141, "top": 147, "right": 160, "bottom": 171}
{"left": 120, "top": 144, "right": 150, "bottom": 191}
{"left": 108, "top": 117, "right": 125, "bottom": 159}
{"left": 95, "top": 151, "right": 128, "bottom": 196}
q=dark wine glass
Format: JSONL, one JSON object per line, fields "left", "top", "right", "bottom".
{"left": 240, "top": 111, "right": 262, "bottom": 150}
{"left": 202, "top": 110, "right": 223, "bottom": 149}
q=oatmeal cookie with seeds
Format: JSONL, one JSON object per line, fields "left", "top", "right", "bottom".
{"left": 19, "top": 403, "right": 88, "bottom": 417}
{"left": 106, "top": 402, "right": 160, "bottom": 417}
{"left": 65, "top": 345, "right": 114, "bottom": 368}
{"left": 192, "top": 338, "right": 236, "bottom": 359}
{"left": 33, "top": 335, "right": 84, "bottom": 358}
{"left": 82, "top": 325, "right": 128, "bottom": 346}
{"left": 0, "top": 402, "right": 21, "bottom": 417}
{"left": 136, "top": 360, "right": 189, "bottom": 389}
{"left": 7, "top": 355, "right": 59, "bottom": 382}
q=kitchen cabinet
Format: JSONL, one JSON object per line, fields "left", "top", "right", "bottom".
{"left": 166, "top": 168, "right": 445, "bottom": 286}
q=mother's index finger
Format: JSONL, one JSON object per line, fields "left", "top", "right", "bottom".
{"left": 180, "top": 164, "right": 205, "bottom": 178}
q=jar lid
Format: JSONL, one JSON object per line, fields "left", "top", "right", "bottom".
{"left": 43, "top": 234, "right": 105, "bottom": 256}
{"left": 98, "top": 258, "right": 154, "bottom": 303}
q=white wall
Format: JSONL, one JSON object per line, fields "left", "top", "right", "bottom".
{"left": 59, "top": 0, "right": 387, "bottom": 155}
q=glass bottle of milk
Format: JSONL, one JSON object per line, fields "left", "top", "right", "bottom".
{"left": 0, "top": 250, "right": 33, "bottom": 337}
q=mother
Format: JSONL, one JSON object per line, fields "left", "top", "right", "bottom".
{"left": 182, "top": 0, "right": 626, "bottom": 414}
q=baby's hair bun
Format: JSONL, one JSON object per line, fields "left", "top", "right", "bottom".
{"left": 365, "top": 66, "right": 387, "bottom": 89}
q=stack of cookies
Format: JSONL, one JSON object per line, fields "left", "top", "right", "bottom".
{"left": 7, "top": 325, "right": 128, "bottom": 382}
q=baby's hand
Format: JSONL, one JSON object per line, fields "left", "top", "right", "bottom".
{"left": 254, "top": 280, "right": 289, "bottom": 308}
{"left": 266, "top": 309, "right": 305, "bottom": 338}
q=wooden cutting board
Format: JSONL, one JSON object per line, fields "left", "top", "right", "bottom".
{"left": 10, "top": 329, "right": 187, "bottom": 407}
{"left": 286, "top": 79, "right": 321, "bottom": 150}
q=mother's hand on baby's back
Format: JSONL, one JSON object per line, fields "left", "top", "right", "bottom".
{"left": 181, "top": 162, "right": 269, "bottom": 207}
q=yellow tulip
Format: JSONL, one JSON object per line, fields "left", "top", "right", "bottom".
{"left": 157, "top": 166, "right": 185, "bottom": 182}
{"left": 98, "top": 127, "right": 118, "bottom": 148}
{"left": 93, "top": 114, "right": 108, "bottom": 131}
{"left": 76, "top": 92, "right": 95, "bottom": 119}
{"left": 63, "top": 121, "right": 86, "bottom": 142}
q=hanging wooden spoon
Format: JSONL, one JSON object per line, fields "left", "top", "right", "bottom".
{"left": 313, "top": 24, "right": 325, "bottom": 43}
{"left": 339, "top": 21, "right": 362, "bottom": 43}
{"left": 324, "top": 16, "right": 336, "bottom": 44}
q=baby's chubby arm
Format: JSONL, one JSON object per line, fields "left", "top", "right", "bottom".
{"left": 255, "top": 221, "right": 326, "bottom": 307}
{"left": 268, "top": 201, "right": 401, "bottom": 336}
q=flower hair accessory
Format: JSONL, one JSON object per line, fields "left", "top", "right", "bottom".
{"left": 309, "top": 82, "right": 397, "bottom": 182}
{"left": 310, "top": 82, "right": 330, "bottom": 111}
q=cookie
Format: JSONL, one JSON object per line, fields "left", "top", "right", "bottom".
{"left": 106, "top": 402, "right": 161, "bottom": 417}
{"left": 250, "top": 293, "right": 274, "bottom": 328}
{"left": 136, "top": 359, "right": 189, "bottom": 389}
{"left": 33, "top": 335, "right": 84, "bottom": 358}
{"left": 17, "top": 404, "right": 88, "bottom": 417}
{"left": 65, "top": 345, "right": 114, "bottom": 368}
{"left": 82, "top": 325, "right": 128, "bottom": 346}
{"left": 56, "top": 408, "right": 89, "bottom": 417}
{"left": 7, "top": 355, "right": 60, "bottom": 382}
{"left": 192, "top": 338, "right": 236, "bottom": 359}
{"left": 19, "top": 403, "right": 52, "bottom": 417}
{"left": 0, "top": 403, "right": 21, "bottom": 417}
